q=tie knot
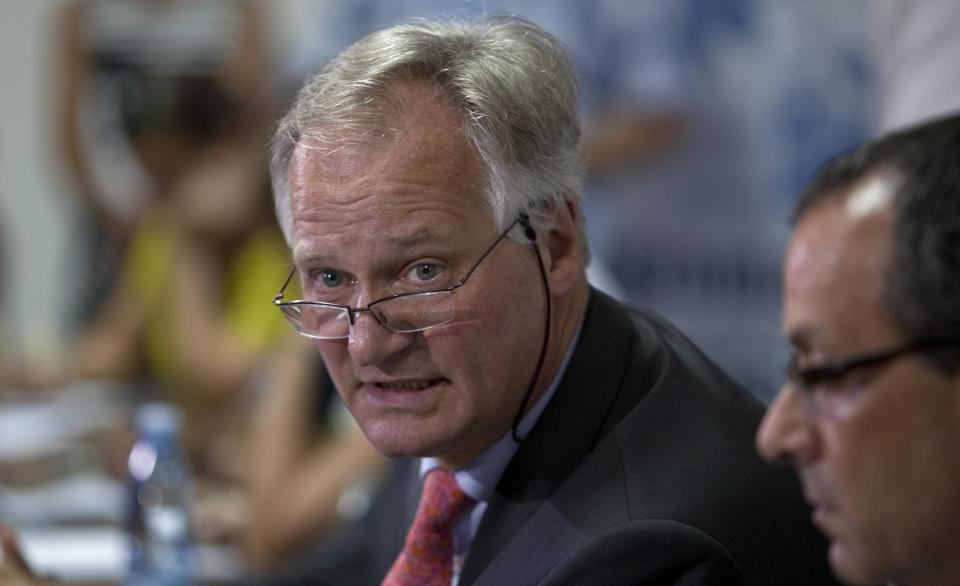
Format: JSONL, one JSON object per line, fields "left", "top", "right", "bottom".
{"left": 418, "top": 468, "right": 474, "bottom": 531}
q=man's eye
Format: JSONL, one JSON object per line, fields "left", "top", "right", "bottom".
{"left": 318, "top": 270, "right": 343, "bottom": 288}
{"left": 839, "top": 363, "right": 882, "bottom": 389}
{"left": 408, "top": 263, "right": 441, "bottom": 283}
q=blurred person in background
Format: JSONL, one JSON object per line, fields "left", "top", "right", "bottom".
{"left": 52, "top": 0, "right": 275, "bottom": 541}
{"left": 54, "top": 39, "right": 286, "bottom": 547}
{"left": 244, "top": 338, "right": 385, "bottom": 569}
{"left": 757, "top": 113, "right": 960, "bottom": 586}
{"left": 62, "top": 139, "right": 287, "bottom": 476}
{"left": 56, "top": 0, "right": 268, "bottom": 330}
{"left": 1, "top": 139, "right": 285, "bottom": 555}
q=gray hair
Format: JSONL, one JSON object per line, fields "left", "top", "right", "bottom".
{"left": 270, "top": 15, "right": 587, "bottom": 258}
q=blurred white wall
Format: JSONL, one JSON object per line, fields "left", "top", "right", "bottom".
{"left": 0, "top": 0, "right": 73, "bottom": 366}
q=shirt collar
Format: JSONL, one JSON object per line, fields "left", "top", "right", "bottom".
{"left": 420, "top": 319, "right": 583, "bottom": 502}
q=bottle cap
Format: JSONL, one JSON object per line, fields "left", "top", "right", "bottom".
{"left": 136, "top": 402, "right": 184, "bottom": 435}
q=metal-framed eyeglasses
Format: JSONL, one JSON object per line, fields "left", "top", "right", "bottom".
{"left": 785, "top": 331, "right": 960, "bottom": 413}
{"left": 273, "top": 216, "right": 539, "bottom": 340}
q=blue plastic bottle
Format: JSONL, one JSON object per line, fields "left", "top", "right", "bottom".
{"left": 125, "top": 402, "right": 195, "bottom": 586}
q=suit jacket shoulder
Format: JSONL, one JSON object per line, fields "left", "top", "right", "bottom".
{"left": 461, "top": 289, "right": 838, "bottom": 585}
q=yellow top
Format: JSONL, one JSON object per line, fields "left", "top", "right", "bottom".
{"left": 123, "top": 208, "right": 289, "bottom": 388}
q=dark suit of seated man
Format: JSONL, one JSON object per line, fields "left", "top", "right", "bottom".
{"left": 251, "top": 15, "right": 838, "bottom": 586}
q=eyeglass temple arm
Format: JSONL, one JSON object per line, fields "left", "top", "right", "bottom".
{"left": 274, "top": 267, "right": 297, "bottom": 303}
{"left": 450, "top": 216, "right": 529, "bottom": 288}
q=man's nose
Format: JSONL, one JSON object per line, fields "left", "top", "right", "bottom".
{"left": 347, "top": 310, "right": 415, "bottom": 367}
{"left": 756, "top": 385, "right": 820, "bottom": 465}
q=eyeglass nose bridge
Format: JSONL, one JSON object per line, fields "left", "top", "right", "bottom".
{"left": 786, "top": 371, "right": 862, "bottom": 421}
{"left": 781, "top": 366, "right": 821, "bottom": 417}
{"left": 344, "top": 305, "right": 390, "bottom": 329}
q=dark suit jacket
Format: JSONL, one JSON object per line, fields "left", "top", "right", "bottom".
{"left": 251, "top": 289, "right": 838, "bottom": 585}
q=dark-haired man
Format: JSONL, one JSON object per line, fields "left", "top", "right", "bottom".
{"left": 758, "top": 113, "right": 960, "bottom": 586}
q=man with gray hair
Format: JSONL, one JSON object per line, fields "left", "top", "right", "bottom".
{"left": 757, "top": 113, "right": 960, "bottom": 586}
{"left": 259, "top": 15, "right": 834, "bottom": 585}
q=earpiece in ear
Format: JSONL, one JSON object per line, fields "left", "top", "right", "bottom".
{"left": 518, "top": 213, "right": 537, "bottom": 242}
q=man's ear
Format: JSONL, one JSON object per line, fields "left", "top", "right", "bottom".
{"left": 540, "top": 198, "right": 584, "bottom": 297}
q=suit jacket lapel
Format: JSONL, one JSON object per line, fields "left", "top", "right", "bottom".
{"left": 460, "top": 289, "right": 645, "bottom": 584}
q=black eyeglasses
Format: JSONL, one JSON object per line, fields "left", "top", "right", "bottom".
{"left": 785, "top": 332, "right": 960, "bottom": 410}
{"left": 273, "top": 216, "right": 538, "bottom": 340}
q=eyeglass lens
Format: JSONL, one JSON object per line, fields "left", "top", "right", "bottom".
{"left": 279, "top": 290, "right": 457, "bottom": 339}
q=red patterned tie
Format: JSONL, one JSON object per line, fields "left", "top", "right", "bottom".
{"left": 382, "top": 468, "right": 475, "bottom": 586}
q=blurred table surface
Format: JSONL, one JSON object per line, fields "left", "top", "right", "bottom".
{"left": 1, "top": 382, "right": 247, "bottom": 584}
{"left": 19, "top": 525, "right": 245, "bottom": 585}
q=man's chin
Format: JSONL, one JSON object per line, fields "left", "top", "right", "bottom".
{"left": 828, "top": 539, "right": 889, "bottom": 586}
{"left": 360, "top": 419, "right": 448, "bottom": 460}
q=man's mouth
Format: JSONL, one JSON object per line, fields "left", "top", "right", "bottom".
{"left": 372, "top": 378, "right": 445, "bottom": 391}
{"left": 807, "top": 497, "right": 841, "bottom": 534}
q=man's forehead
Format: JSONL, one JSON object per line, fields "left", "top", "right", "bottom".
{"left": 285, "top": 82, "right": 495, "bottom": 267}
{"left": 790, "top": 177, "right": 895, "bottom": 273}
{"left": 289, "top": 138, "right": 384, "bottom": 187}
{"left": 291, "top": 222, "right": 458, "bottom": 260}
{"left": 287, "top": 146, "right": 491, "bottom": 227}
{"left": 784, "top": 188, "right": 897, "bottom": 352}
{"left": 290, "top": 129, "right": 484, "bottom": 198}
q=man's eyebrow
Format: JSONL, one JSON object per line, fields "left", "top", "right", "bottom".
{"left": 382, "top": 225, "right": 446, "bottom": 248}
{"left": 291, "top": 254, "right": 328, "bottom": 268}
{"left": 290, "top": 242, "right": 333, "bottom": 266}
